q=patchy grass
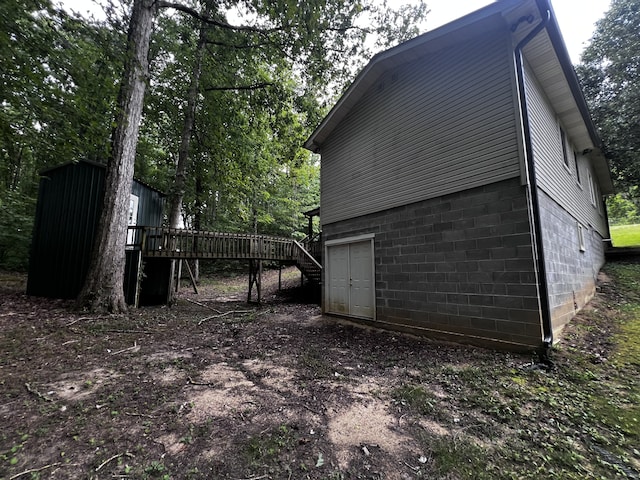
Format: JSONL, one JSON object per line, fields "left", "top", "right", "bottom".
{"left": 610, "top": 223, "right": 640, "bottom": 247}
{"left": 391, "top": 384, "right": 437, "bottom": 416}
{"left": 605, "top": 263, "right": 640, "bottom": 366}
{"left": 244, "top": 424, "right": 297, "bottom": 468}
{"left": 1, "top": 263, "right": 639, "bottom": 478}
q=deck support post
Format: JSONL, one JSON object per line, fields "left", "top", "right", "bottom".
{"left": 183, "top": 260, "right": 199, "bottom": 294}
{"left": 132, "top": 249, "right": 143, "bottom": 308}
{"left": 175, "top": 259, "right": 183, "bottom": 292}
{"left": 167, "top": 259, "right": 176, "bottom": 304}
{"left": 248, "top": 259, "right": 262, "bottom": 303}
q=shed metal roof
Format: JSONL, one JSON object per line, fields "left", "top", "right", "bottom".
{"left": 40, "top": 159, "right": 166, "bottom": 196}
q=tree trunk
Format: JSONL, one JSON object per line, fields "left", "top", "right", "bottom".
{"left": 191, "top": 170, "right": 204, "bottom": 283}
{"left": 167, "top": 9, "right": 209, "bottom": 228}
{"left": 76, "top": 0, "right": 156, "bottom": 313}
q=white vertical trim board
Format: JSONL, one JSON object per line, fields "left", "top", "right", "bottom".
{"left": 325, "top": 233, "right": 376, "bottom": 246}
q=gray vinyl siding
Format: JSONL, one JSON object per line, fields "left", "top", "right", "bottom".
{"left": 321, "top": 30, "right": 521, "bottom": 226}
{"left": 524, "top": 63, "right": 608, "bottom": 236}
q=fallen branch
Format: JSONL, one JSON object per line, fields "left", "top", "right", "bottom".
{"left": 95, "top": 452, "right": 134, "bottom": 472}
{"left": 65, "top": 316, "right": 92, "bottom": 327}
{"left": 403, "top": 461, "right": 421, "bottom": 472}
{"left": 198, "top": 310, "right": 252, "bottom": 325}
{"left": 25, "top": 383, "right": 53, "bottom": 402}
{"left": 238, "top": 474, "right": 270, "bottom": 480}
{"left": 123, "top": 411, "right": 155, "bottom": 419}
{"left": 184, "top": 298, "right": 221, "bottom": 313}
{"left": 187, "top": 376, "right": 219, "bottom": 387}
{"left": 110, "top": 342, "right": 139, "bottom": 356}
{"left": 9, "top": 462, "right": 61, "bottom": 479}
{"left": 104, "top": 329, "right": 158, "bottom": 334}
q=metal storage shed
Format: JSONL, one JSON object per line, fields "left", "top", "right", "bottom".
{"left": 26, "top": 160, "right": 166, "bottom": 304}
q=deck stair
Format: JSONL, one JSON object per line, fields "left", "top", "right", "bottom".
{"left": 292, "top": 240, "right": 322, "bottom": 283}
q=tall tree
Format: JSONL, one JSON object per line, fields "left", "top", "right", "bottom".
{"left": 577, "top": 0, "right": 640, "bottom": 192}
{"left": 167, "top": 2, "right": 211, "bottom": 228}
{"left": 76, "top": 0, "right": 156, "bottom": 312}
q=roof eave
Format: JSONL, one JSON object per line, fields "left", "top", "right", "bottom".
{"left": 540, "top": 1, "right": 614, "bottom": 193}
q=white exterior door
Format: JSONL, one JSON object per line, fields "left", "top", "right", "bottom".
{"left": 126, "top": 194, "right": 140, "bottom": 245}
{"left": 328, "top": 244, "right": 350, "bottom": 314}
{"left": 326, "top": 236, "right": 374, "bottom": 320}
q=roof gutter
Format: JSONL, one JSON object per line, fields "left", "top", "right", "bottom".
{"left": 512, "top": 0, "right": 554, "bottom": 354}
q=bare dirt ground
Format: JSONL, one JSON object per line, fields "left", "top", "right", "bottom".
{"left": 1, "top": 265, "right": 639, "bottom": 479}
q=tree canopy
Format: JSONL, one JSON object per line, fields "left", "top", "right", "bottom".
{"left": 0, "top": 0, "right": 124, "bottom": 269}
{"left": 577, "top": 0, "right": 640, "bottom": 192}
{"left": 0, "top": 0, "right": 428, "bottom": 310}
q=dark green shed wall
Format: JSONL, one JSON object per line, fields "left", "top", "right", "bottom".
{"left": 132, "top": 180, "right": 164, "bottom": 228}
{"left": 26, "top": 161, "right": 164, "bottom": 301}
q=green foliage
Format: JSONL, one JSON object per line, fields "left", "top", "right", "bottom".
{"left": 0, "top": 1, "right": 124, "bottom": 271}
{"left": 0, "top": 433, "right": 29, "bottom": 468}
{"left": 143, "top": 460, "right": 170, "bottom": 478}
{"left": 142, "top": 0, "right": 427, "bottom": 236}
{"left": 615, "top": 304, "right": 640, "bottom": 367}
{"left": 606, "top": 263, "right": 640, "bottom": 367}
{"left": 244, "top": 424, "right": 296, "bottom": 466}
{"left": 0, "top": 1, "right": 123, "bottom": 172}
{"left": 391, "top": 384, "right": 437, "bottom": 415}
{"left": 577, "top": 0, "right": 640, "bottom": 191}
{"left": 0, "top": 191, "right": 35, "bottom": 270}
{"left": 419, "top": 431, "right": 488, "bottom": 478}
{"left": 607, "top": 192, "right": 640, "bottom": 225}
{"left": 608, "top": 190, "right": 640, "bottom": 246}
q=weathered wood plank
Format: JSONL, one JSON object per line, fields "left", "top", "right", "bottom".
{"left": 130, "top": 227, "right": 298, "bottom": 261}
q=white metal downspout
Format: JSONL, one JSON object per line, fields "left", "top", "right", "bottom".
{"left": 512, "top": 0, "right": 554, "bottom": 357}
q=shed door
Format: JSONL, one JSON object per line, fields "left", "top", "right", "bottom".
{"left": 326, "top": 240, "right": 374, "bottom": 319}
{"left": 126, "top": 194, "right": 140, "bottom": 245}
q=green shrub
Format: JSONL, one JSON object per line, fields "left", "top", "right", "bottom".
{"left": 0, "top": 191, "right": 35, "bottom": 271}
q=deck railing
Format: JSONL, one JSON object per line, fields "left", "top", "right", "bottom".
{"left": 292, "top": 240, "right": 322, "bottom": 282}
{"left": 130, "top": 226, "right": 297, "bottom": 261}
{"left": 302, "top": 232, "right": 322, "bottom": 263}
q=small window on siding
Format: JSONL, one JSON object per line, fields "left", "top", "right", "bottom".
{"left": 588, "top": 171, "right": 596, "bottom": 206}
{"left": 560, "top": 127, "right": 570, "bottom": 168}
{"left": 595, "top": 182, "right": 603, "bottom": 213}
{"left": 577, "top": 223, "right": 586, "bottom": 252}
{"left": 573, "top": 151, "right": 581, "bottom": 184}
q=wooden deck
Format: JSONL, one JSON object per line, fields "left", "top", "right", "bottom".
{"left": 129, "top": 226, "right": 298, "bottom": 261}
{"left": 126, "top": 227, "right": 322, "bottom": 301}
